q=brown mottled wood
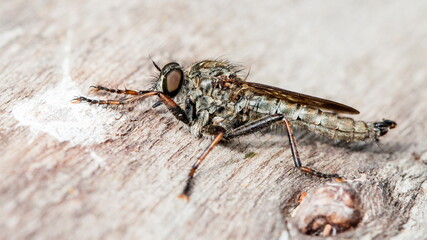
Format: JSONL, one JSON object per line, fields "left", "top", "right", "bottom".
{"left": 1, "top": 1, "right": 426, "bottom": 240}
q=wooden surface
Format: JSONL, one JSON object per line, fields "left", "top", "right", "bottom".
{"left": 1, "top": 1, "right": 427, "bottom": 239}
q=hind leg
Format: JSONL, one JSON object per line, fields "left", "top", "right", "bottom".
{"left": 226, "top": 114, "right": 343, "bottom": 179}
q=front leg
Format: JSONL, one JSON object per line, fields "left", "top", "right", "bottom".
{"left": 73, "top": 91, "right": 189, "bottom": 124}
{"left": 90, "top": 85, "right": 141, "bottom": 96}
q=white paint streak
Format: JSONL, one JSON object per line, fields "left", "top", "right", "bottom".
{"left": 12, "top": 31, "right": 124, "bottom": 146}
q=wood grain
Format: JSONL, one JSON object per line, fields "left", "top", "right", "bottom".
{"left": 1, "top": 1, "right": 426, "bottom": 239}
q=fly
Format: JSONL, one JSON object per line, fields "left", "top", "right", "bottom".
{"left": 72, "top": 59, "right": 397, "bottom": 201}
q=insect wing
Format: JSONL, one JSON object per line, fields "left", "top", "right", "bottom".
{"left": 236, "top": 81, "right": 360, "bottom": 114}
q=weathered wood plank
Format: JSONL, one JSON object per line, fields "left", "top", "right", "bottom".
{"left": 1, "top": 1, "right": 426, "bottom": 239}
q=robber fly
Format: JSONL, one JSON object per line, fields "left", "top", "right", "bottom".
{"left": 73, "top": 59, "right": 396, "bottom": 200}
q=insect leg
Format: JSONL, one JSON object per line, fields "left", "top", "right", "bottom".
{"left": 178, "top": 129, "right": 225, "bottom": 201}
{"left": 71, "top": 95, "right": 138, "bottom": 105}
{"left": 282, "top": 118, "right": 342, "bottom": 179}
{"left": 73, "top": 91, "right": 189, "bottom": 124}
{"left": 90, "top": 85, "right": 140, "bottom": 96}
{"left": 225, "top": 115, "right": 342, "bottom": 179}
{"left": 225, "top": 114, "right": 284, "bottom": 139}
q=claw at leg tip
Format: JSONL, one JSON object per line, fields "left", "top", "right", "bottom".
{"left": 71, "top": 98, "right": 81, "bottom": 104}
{"left": 335, "top": 177, "right": 346, "bottom": 183}
{"left": 90, "top": 86, "right": 100, "bottom": 93}
{"left": 178, "top": 193, "right": 190, "bottom": 202}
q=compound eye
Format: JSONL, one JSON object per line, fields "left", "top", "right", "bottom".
{"left": 165, "top": 69, "right": 183, "bottom": 94}
{"left": 161, "top": 63, "right": 183, "bottom": 97}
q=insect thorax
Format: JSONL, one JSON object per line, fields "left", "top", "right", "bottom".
{"left": 171, "top": 60, "right": 250, "bottom": 136}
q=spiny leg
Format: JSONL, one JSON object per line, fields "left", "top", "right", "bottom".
{"left": 282, "top": 118, "right": 343, "bottom": 180}
{"left": 178, "top": 130, "right": 225, "bottom": 201}
{"left": 90, "top": 85, "right": 140, "bottom": 96}
{"left": 225, "top": 114, "right": 284, "bottom": 139}
{"left": 71, "top": 94, "right": 146, "bottom": 106}
{"left": 224, "top": 114, "right": 342, "bottom": 180}
{"left": 73, "top": 91, "right": 189, "bottom": 124}
{"left": 177, "top": 115, "right": 282, "bottom": 200}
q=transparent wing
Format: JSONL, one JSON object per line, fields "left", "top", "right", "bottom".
{"left": 234, "top": 81, "right": 360, "bottom": 114}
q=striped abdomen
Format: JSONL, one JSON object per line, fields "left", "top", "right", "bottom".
{"left": 285, "top": 105, "right": 395, "bottom": 142}
{"left": 241, "top": 96, "right": 395, "bottom": 142}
